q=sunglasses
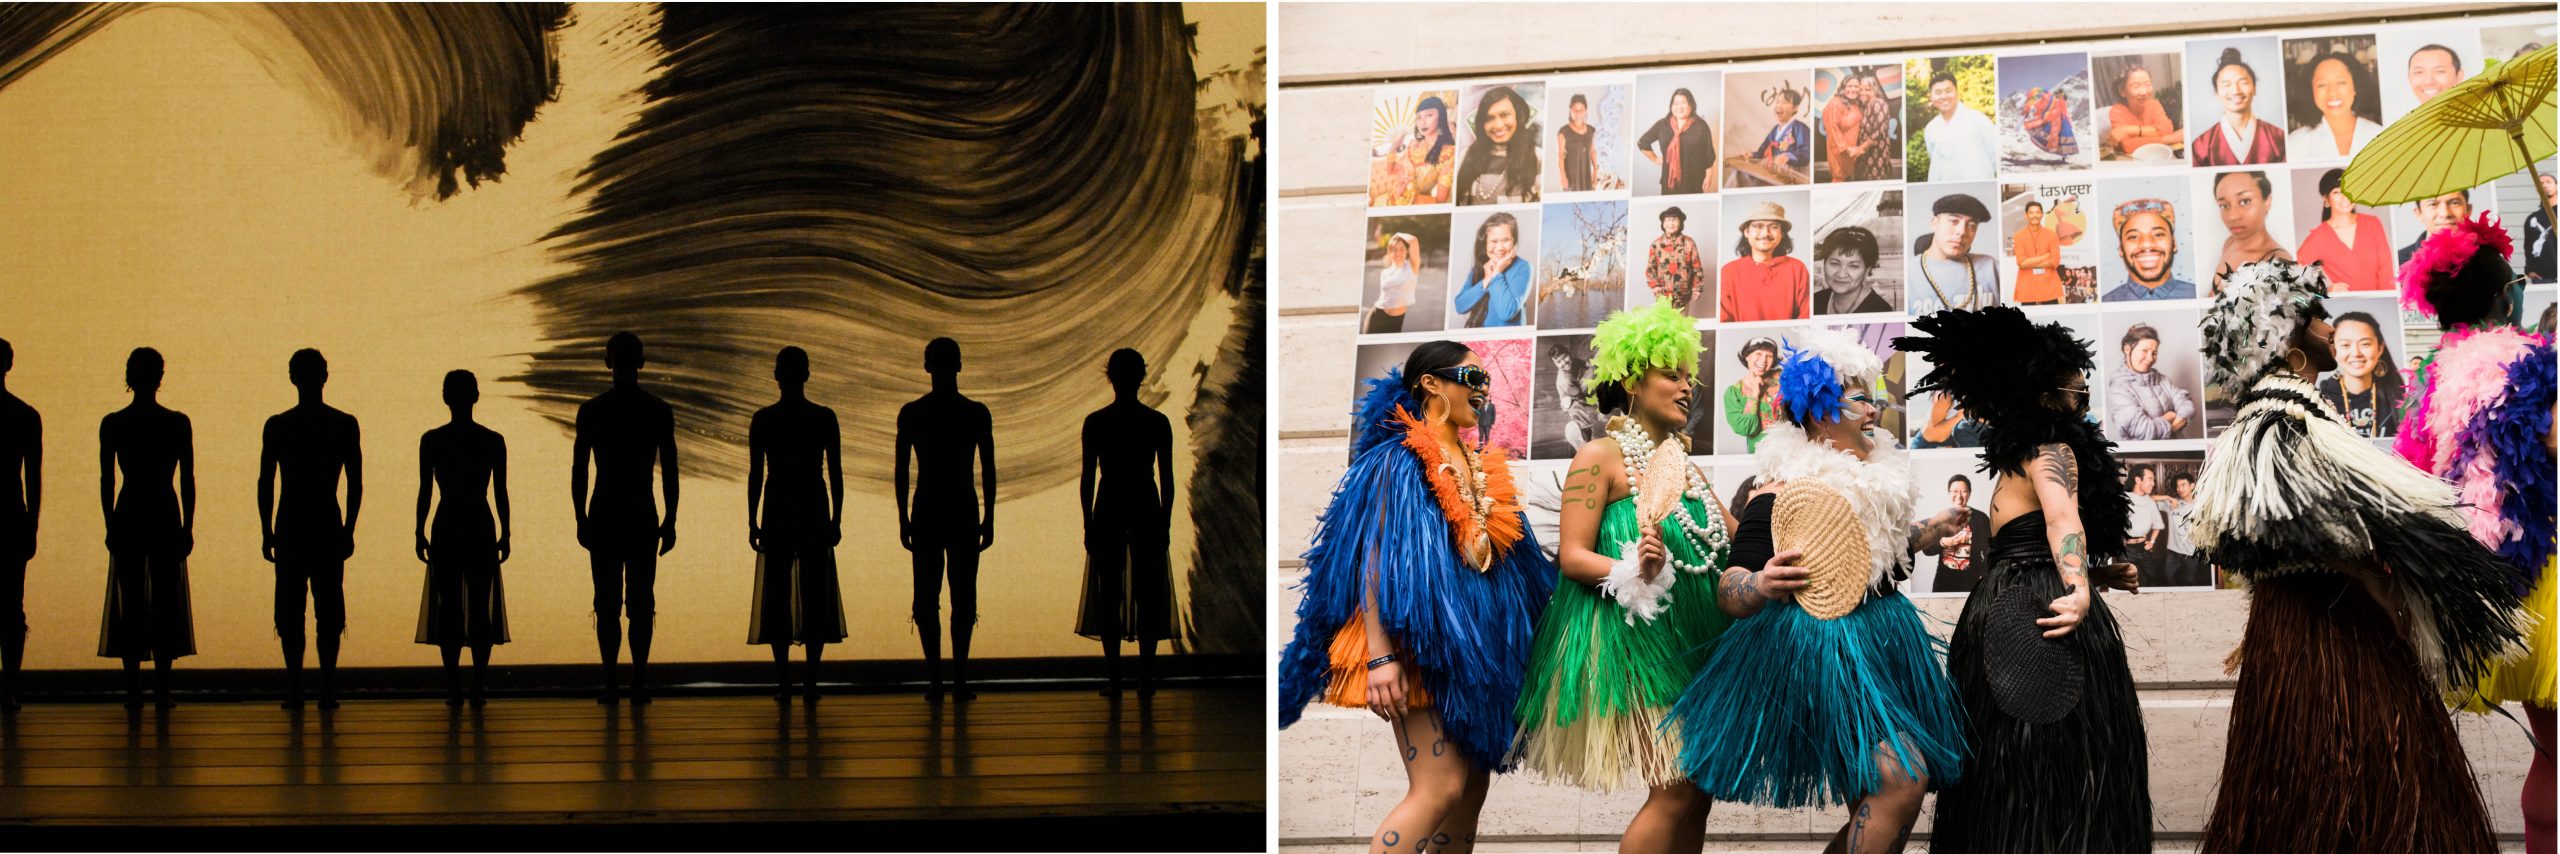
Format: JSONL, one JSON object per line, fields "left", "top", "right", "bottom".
{"left": 1428, "top": 366, "right": 1492, "bottom": 393}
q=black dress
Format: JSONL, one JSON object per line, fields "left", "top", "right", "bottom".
{"left": 1559, "top": 124, "right": 1595, "bottom": 191}
{"left": 1929, "top": 511, "right": 2151, "bottom": 853}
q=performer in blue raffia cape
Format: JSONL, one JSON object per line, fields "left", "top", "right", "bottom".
{"left": 1507, "top": 303, "right": 1735, "bottom": 854}
{"left": 1666, "top": 326, "right": 1968, "bottom": 854}
{"left": 1276, "top": 341, "right": 1556, "bottom": 854}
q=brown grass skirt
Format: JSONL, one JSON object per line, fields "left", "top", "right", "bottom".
{"left": 2201, "top": 572, "right": 2497, "bottom": 853}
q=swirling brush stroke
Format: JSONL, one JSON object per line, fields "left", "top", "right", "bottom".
{"left": 508, "top": 3, "right": 1236, "bottom": 492}
{"left": 0, "top": 3, "right": 566, "bottom": 200}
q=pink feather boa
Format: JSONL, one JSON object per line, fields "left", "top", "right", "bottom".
{"left": 2398, "top": 212, "right": 2514, "bottom": 315}
{"left": 2394, "top": 325, "right": 2543, "bottom": 547}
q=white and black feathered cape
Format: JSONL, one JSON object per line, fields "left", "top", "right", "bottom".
{"left": 2192, "top": 374, "right": 2530, "bottom": 693}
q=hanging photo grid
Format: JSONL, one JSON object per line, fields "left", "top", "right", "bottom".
{"left": 1349, "top": 15, "right": 2557, "bottom": 594}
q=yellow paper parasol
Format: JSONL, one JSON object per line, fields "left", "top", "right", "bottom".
{"left": 2343, "top": 44, "right": 2556, "bottom": 226}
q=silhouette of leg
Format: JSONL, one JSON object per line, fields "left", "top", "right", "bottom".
{"left": 950, "top": 545, "right": 980, "bottom": 700}
{"left": 1132, "top": 540, "right": 1168, "bottom": 696}
{"left": 1090, "top": 537, "right": 1125, "bottom": 696}
{"left": 0, "top": 557, "right": 22, "bottom": 709}
{"left": 121, "top": 658, "right": 143, "bottom": 710}
{"left": 804, "top": 643, "right": 824, "bottom": 701}
{"left": 589, "top": 550, "right": 624, "bottom": 703}
{"left": 911, "top": 545, "right": 944, "bottom": 700}
{"left": 440, "top": 645, "right": 463, "bottom": 707}
{"left": 462, "top": 562, "right": 494, "bottom": 705}
{"left": 274, "top": 563, "right": 308, "bottom": 709}
{"left": 627, "top": 551, "right": 657, "bottom": 704}
{"left": 152, "top": 656, "right": 172, "bottom": 709}
{"left": 770, "top": 644, "right": 790, "bottom": 701}
{"left": 312, "top": 561, "right": 345, "bottom": 708}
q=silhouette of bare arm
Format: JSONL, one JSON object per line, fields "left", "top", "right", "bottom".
{"left": 492, "top": 435, "right": 512, "bottom": 563}
{"left": 415, "top": 434, "right": 433, "bottom": 562}
{"left": 343, "top": 419, "right": 363, "bottom": 552}
{"left": 746, "top": 414, "right": 765, "bottom": 550}
{"left": 1155, "top": 413, "right": 1173, "bottom": 517}
{"left": 570, "top": 424, "right": 591, "bottom": 540}
{"left": 893, "top": 409, "right": 912, "bottom": 548}
{"left": 1079, "top": 416, "right": 1097, "bottom": 533}
{"left": 96, "top": 421, "right": 112, "bottom": 543}
{"left": 657, "top": 408, "right": 679, "bottom": 555}
{"left": 177, "top": 416, "right": 194, "bottom": 543}
{"left": 825, "top": 410, "right": 842, "bottom": 541}
{"left": 258, "top": 419, "right": 278, "bottom": 560}
{"left": 22, "top": 410, "right": 37, "bottom": 552}
{"left": 977, "top": 406, "right": 996, "bottom": 548}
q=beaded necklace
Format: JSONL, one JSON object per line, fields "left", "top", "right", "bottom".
{"left": 1608, "top": 420, "right": 1730, "bottom": 573}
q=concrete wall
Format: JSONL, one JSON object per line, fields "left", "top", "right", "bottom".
{"left": 1273, "top": 3, "right": 2551, "bottom": 848}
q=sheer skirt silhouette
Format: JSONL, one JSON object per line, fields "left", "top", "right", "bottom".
{"left": 416, "top": 396, "right": 510, "bottom": 648}
{"left": 1075, "top": 350, "right": 1175, "bottom": 644}
{"left": 748, "top": 348, "right": 846, "bottom": 647}
{"left": 97, "top": 348, "right": 194, "bottom": 662}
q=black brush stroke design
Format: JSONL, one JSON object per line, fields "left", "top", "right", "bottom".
{"left": 1182, "top": 109, "right": 1265, "bottom": 654}
{"left": 0, "top": 2, "right": 566, "bottom": 199}
{"left": 509, "top": 3, "right": 1235, "bottom": 492}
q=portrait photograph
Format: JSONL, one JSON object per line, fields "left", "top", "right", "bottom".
{"left": 2185, "top": 36, "right": 2287, "bottom": 168}
{"left": 2279, "top": 33, "right": 2383, "bottom": 163}
{"left": 1368, "top": 86, "right": 1461, "bottom": 208}
{"left": 1359, "top": 213, "right": 1453, "bottom": 334}
{"left": 1813, "top": 62, "right": 1905, "bottom": 184}
{"left": 2001, "top": 181, "right": 2099, "bottom": 306}
{"left": 2092, "top": 50, "right": 2187, "bottom": 165}
{"left": 2377, "top": 27, "right": 2480, "bottom": 122}
{"left": 1633, "top": 69, "right": 1723, "bottom": 197}
{"left": 2100, "top": 308, "right": 2208, "bottom": 443}
{"left": 1998, "top": 52, "right": 2096, "bottom": 174}
{"left": 2096, "top": 175, "right": 2201, "bottom": 303}
{"left": 1905, "top": 54, "right": 1999, "bottom": 183}
{"left": 1906, "top": 181, "right": 2006, "bottom": 314}
{"left": 1717, "top": 189, "right": 1814, "bottom": 323}
{"left": 1456, "top": 81, "right": 1547, "bottom": 206}
{"left": 1545, "top": 81, "right": 1633, "bottom": 197}
{"left": 1631, "top": 198, "right": 1720, "bottom": 319}
{"left": 1448, "top": 207, "right": 1543, "bottom": 329}
{"left": 2286, "top": 164, "right": 2399, "bottom": 293}
{"left": 1723, "top": 68, "right": 1816, "bottom": 189}
{"left": 1810, "top": 188, "right": 1907, "bottom": 317}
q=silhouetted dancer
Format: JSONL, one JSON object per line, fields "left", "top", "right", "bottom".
{"left": 895, "top": 337, "right": 995, "bottom": 702}
{"left": 572, "top": 332, "right": 679, "bottom": 704}
{"left": 258, "top": 349, "right": 362, "bottom": 710}
{"left": 416, "top": 370, "right": 511, "bottom": 707}
{"left": 748, "top": 347, "right": 847, "bottom": 702}
{"left": 1076, "top": 349, "right": 1175, "bottom": 698}
{"left": 0, "top": 338, "right": 39, "bottom": 711}
{"left": 97, "top": 347, "right": 195, "bottom": 710}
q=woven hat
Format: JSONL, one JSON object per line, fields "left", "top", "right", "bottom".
{"left": 1770, "top": 480, "right": 1869, "bottom": 620}
{"left": 1741, "top": 201, "right": 1791, "bottom": 229}
{"left": 1982, "top": 582, "right": 2086, "bottom": 724}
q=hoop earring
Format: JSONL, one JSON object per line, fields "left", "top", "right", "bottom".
{"left": 2284, "top": 347, "right": 2308, "bottom": 376}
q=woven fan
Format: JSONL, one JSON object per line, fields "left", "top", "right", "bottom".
{"left": 1635, "top": 437, "right": 1690, "bottom": 529}
{"left": 1769, "top": 480, "right": 1869, "bottom": 620}
{"left": 1983, "top": 582, "right": 2084, "bottom": 724}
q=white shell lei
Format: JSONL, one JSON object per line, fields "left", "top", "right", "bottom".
{"left": 1609, "top": 421, "right": 1729, "bottom": 573}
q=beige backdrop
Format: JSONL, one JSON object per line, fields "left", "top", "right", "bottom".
{"left": 0, "top": 2, "right": 1261, "bottom": 670}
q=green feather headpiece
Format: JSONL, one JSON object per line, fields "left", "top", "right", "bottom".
{"left": 1585, "top": 302, "right": 1703, "bottom": 395}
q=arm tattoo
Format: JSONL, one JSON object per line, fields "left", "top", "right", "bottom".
{"left": 2057, "top": 531, "right": 2087, "bottom": 584}
{"left": 2035, "top": 443, "right": 2080, "bottom": 495}
{"left": 1721, "top": 568, "right": 1760, "bottom": 605}
{"left": 1561, "top": 462, "right": 1607, "bottom": 509}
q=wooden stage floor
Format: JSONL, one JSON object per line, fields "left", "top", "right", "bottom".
{"left": 0, "top": 685, "right": 1266, "bottom": 847}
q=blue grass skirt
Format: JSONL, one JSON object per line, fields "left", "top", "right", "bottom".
{"left": 1670, "top": 592, "right": 1968, "bottom": 807}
